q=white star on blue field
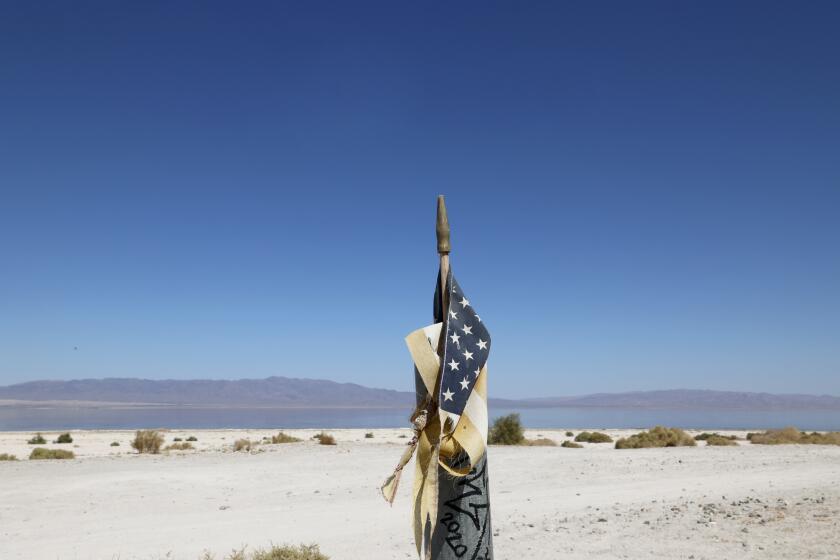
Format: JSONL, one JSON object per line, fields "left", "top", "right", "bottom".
{"left": 439, "top": 275, "right": 490, "bottom": 415}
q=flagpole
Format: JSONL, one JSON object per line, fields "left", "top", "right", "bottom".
{"left": 436, "top": 195, "right": 450, "bottom": 355}
{"left": 383, "top": 196, "right": 493, "bottom": 559}
{"left": 430, "top": 195, "right": 495, "bottom": 559}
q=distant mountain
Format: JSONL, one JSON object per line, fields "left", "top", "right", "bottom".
{"left": 0, "top": 378, "right": 838, "bottom": 410}
{"left": 0, "top": 376, "right": 414, "bottom": 407}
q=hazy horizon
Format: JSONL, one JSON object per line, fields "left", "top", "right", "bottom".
{"left": 2, "top": 374, "right": 839, "bottom": 401}
{"left": 2, "top": 3, "right": 839, "bottom": 396}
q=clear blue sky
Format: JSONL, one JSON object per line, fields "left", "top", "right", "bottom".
{"left": 1, "top": 2, "right": 838, "bottom": 397}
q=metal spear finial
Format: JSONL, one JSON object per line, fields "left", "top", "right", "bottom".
{"left": 436, "top": 195, "right": 450, "bottom": 255}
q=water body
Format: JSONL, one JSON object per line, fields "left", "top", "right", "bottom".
{"left": 2, "top": 405, "right": 840, "bottom": 432}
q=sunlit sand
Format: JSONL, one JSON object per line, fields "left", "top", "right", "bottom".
{"left": 1, "top": 428, "right": 838, "bottom": 559}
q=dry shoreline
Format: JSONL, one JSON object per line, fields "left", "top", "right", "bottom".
{"left": 1, "top": 428, "right": 838, "bottom": 559}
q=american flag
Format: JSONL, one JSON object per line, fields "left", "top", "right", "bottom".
{"left": 381, "top": 264, "right": 494, "bottom": 558}
{"left": 434, "top": 270, "right": 491, "bottom": 420}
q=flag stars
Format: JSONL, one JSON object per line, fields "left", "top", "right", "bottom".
{"left": 438, "top": 277, "right": 491, "bottom": 412}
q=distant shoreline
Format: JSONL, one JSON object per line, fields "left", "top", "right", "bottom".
{"left": 3, "top": 398, "right": 840, "bottom": 412}
{"left": 3, "top": 378, "right": 839, "bottom": 411}
{"left": 3, "top": 402, "right": 840, "bottom": 432}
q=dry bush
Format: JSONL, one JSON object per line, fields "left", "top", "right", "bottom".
{"left": 561, "top": 440, "right": 582, "bottom": 448}
{"left": 234, "top": 439, "right": 253, "bottom": 452}
{"left": 694, "top": 432, "right": 737, "bottom": 441}
{"left": 54, "top": 432, "right": 73, "bottom": 444}
{"left": 364, "top": 432, "right": 374, "bottom": 439}
{"left": 0, "top": 453, "right": 18, "bottom": 461}
{"left": 110, "top": 441, "right": 120, "bottom": 447}
{"left": 29, "top": 448, "right": 75, "bottom": 460}
{"left": 250, "top": 544, "right": 328, "bottom": 560}
{"left": 218, "top": 549, "right": 246, "bottom": 560}
{"left": 488, "top": 414, "right": 525, "bottom": 445}
{"left": 615, "top": 426, "right": 697, "bottom": 449}
{"left": 524, "top": 438, "right": 557, "bottom": 447}
{"left": 166, "top": 442, "right": 194, "bottom": 451}
{"left": 173, "top": 437, "right": 183, "bottom": 442}
{"left": 271, "top": 432, "right": 302, "bottom": 444}
{"left": 748, "top": 427, "right": 840, "bottom": 445}
{"left": 705, "top": 435, "right": 738, "bottom": 446}
{"left": 187, "top": 436, "right": 198, "bottom": 442}
{"left": 574, "top": 431, "right": 613, "bottom": 443}
{"left": 27, "top": 433, "right": 46, "bottom": 445}
{"left": 314, "top": 433, "right": 336, "bottom": 446}
{"left": 203, "top": 544, "right": 329, "bottom": 560}
{"left": 802, "top": 431, "right": 840, "bottom": 444}
{"left": 132, "top": 430, "right": 164, "bottom": 454}
{"left": 565, "top": 431, "right": 574, "bottom": 437}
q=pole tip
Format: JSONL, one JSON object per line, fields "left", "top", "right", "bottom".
{"left": 436, "top": 195, "right": 450, "bottom": 254}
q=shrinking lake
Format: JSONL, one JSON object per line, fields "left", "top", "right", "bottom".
{"left": 2, "top": 405, "right": 840, "bottom": 431}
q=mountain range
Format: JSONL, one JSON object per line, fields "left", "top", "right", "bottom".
{"left": 1, "top": 376, "right": 839, "bottom": 410}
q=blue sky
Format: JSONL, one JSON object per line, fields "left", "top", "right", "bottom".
{"left": 1, "top": 2, "right": 838, "bottom": 397}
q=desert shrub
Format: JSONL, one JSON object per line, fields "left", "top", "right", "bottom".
{"left": 561, "top": 440, "right": 582, "bottom": 448}
{"left": 705, "top": 435, "right": 737, "bottom": 446}
{"left": 27, "top": 433, "right": 47, "bottom": 445}
{"left": 524, "top": 438, "right": 557, "bottom": 447}
{"left": 54, "top": 432, "right": 73, "bottom": 444}
{"left": 110, "top": 441, "right": 120, "bottom": 447}
{"left": 271, "top": 432, "right": 302, "bottom": 444}
{"left": 810, "top": 432, "right": 840, "bottom": 444}
{"left": 0, "top": 453, "right": 18, "bottom": 461}
{"left": 565, "top": 431, "right": 574, "bottom": 437}
{"left": 748, "top": 427, "right": 840, "bottom": 445}
{"left": 203, "top": 545, "right": 329, "bottom": 560}
{"left": 364, "top": 432, "right": 374, "bottom": 439}
{"left": 488, "top": 414, "right": 525, "bottom": 445}
{"left": 314, "top": 433, "right": 336, "bottom": 446}
{"left": 694, "top": 432, "right": 737, "bottom": 441}
{"left": 251, "top": 544, "right": 329, "bottom": 560}
{"left": 187, "top": 436, "right": 198, "bottom": 442}
{"left": 575, "top": 431, "right": 613, "bottom": 443}
{"left": 233, "top": 439, "right": 253, "bottom": 452}
{"left": 166, "top": 442, "right": 194, "bottom": 451}
{"left": 615, "top": 426, "right": 696, "bottom": 449}
{"left": 173, "top": 437, "right": 183, "bottom": 442}
{"left": 29, "top": 448, "right": 75, "bottom": 460}
{"left": 132, "top": 430, "right": 164, "bottom": 454}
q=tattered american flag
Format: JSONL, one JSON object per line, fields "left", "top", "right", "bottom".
{"left": 434, "top": 270, "right": 492, "bottom": 455}
{"left": 382, "top": 268, "right": 493, "bottom": 558}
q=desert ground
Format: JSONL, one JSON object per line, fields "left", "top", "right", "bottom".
{"left": 1, "top": 428, "right": 839, "bottom": 559}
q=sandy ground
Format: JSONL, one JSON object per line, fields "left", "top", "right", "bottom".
{"left": 1, "top": 428, "right": 839, "bottom": 559}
